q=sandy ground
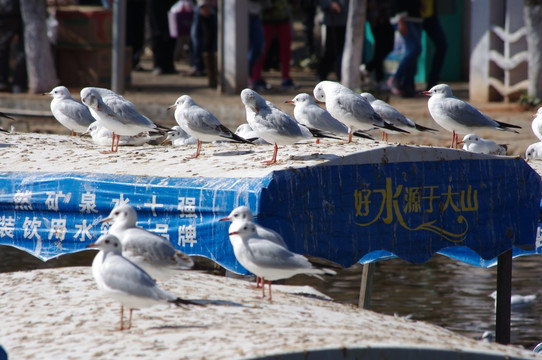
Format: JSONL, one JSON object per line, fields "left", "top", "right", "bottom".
{"left": 0, "top": 267, "right": 540, "bottom": 360}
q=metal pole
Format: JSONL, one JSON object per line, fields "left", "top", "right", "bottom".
{"left": 495, "top": 249, "right": 512, "bottom": 345}
{"left": 358, "top": 263, "right": 374, "bottom": 309}
{"left": 112, "top": 0, "right": 127, "bottom": 93}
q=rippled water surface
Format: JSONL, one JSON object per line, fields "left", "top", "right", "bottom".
{"left": 1, "top": 246, "right": 540, "bottom": 349}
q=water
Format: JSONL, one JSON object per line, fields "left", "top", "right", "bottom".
{"left": 1, "top": 245, "right": 540, "bottom": 350}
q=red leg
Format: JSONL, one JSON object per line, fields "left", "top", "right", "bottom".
{"left": 341, "top": 130, "right": 353, "bottom": 144}
{"left": 315, "top": 138, "right": 320, "bottom": 144}
{"left": 187, "top": 140, "right": 202, "bottom": 159}
{"left": 261, "top": 277, "right": 266, "bottom": 298}
{"left": 268, "top": 280, "right": 272, "bottom": 301}
{"left": 262, "top": 143, "right": 278, "bottom": 165}
{"left": 114, "top": 134, "right": 120, "bottom": 152}
{"left": 127, "top": 308, "right": 133, "bottom": 330}
{"left": 120, "top": 305, "right": 124, "bottom": 331}
{"left": 110, "top": 132, "right": 116, "bottom": 153}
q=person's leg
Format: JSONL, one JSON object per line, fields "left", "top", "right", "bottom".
{"left": 393, "top": 21, "right": 422, "bottom": 96}
{"left": 423, "top": 15, "right": 447, "bottom": 89}
{"left": 366, "top": 22, "right": 395, "bottom": 81}
{"left": 0, "top": 25, "right": 14, "bottom": 90}
{"left": 248, "top": 14, "right": 264, "bottom": 78}
{"left": 12, "top": 24, "right": 27, "bottom": 92}
{"left": 276, "top": 20, "right": 292, "bottom": 80}
{"left": 190, "top": 6, "right": 204, "bottom": 74}
{"left": 251, "top": 23, "right": 274, "bottom": 84}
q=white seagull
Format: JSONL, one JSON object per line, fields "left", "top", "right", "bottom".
{"left": 531, "top": 107, "right": 542, "bottom": 141}
{"left": 83, "top": 122, "right": 159, "bottom": 147}
{"left": 87, "top": 233, "right": 201, "bottom": 330}
{"left": 459, "top": 134, "right": 507, "bottom": 155}
{"left": 285, "top": 93, "right": 350, "bottom": 142}
{"left": 422, "top": 84, "right": 521, "bottom": 148}
{"left": 227, "top": 219, "right": 335, "bottom": 300}
{"left": 168, "top": 95, "right": 251, "bottom": 159}
{"left": 220, "top": 205, "right": 287, "bottom": 289}
{"left": 313, "top": 80, "right": 409, "bottom": 143}
{"left": 360, "top": 92, "right": 437, "bottom": 140}
{"left": 45, "top": 86, "right": 95, "bottom": 135}
{"left": 234, "top": 123, "right": 269, "bottom": 145}
{"left": 525, "top": 142, "right": 542, "bottom": 162}
{"left": 161, "top": 125, "right": 198, "bottom": 147}
{"left": 240, "top": 88, "right": 335, "bottom": 165}
{"left": 101, "top": 204, "right": 193, "bottom": 281}
{"left": 80, "top": 87, "right": 168, "bottom": 152}
{"left": 489, "top": 290, "right": 537, "bottom": 310}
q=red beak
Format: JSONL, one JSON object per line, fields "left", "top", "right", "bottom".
{"left": 219, "top": 217, "right": 230, "bottom": 222}
{"left": 421, "top": 91, "right": 431, "bottom": 96}
{"left": 228, "top": 231, "right": 239, "bottom": 236}
{"left": 285, "top": 100, "right": 294, "bottom": 104}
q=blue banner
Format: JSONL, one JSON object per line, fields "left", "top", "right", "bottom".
{"left": 0, "top": 156, "right": 540, "bottom": 272}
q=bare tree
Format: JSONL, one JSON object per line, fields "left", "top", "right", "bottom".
{"left": 524, "top": 0, "right": 542, "bottom": 99}
{"left": 341, "top": 0, "right": 366, "bottom": 90}
{"left": 20, "top": 0, "right": 58, "bottom": 93}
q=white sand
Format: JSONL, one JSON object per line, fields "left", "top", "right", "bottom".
{"left": 0, "top": 267, "right": 539, "bottom": 360}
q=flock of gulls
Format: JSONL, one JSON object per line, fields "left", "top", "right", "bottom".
{"left": 2, "top": 81, "right": 541, "bottom": 333}
{"left": 88, "top": 204, "right": 336, "bottom": 330}
{"left": 7, "top": 80, "right": 537, "bottom": 165}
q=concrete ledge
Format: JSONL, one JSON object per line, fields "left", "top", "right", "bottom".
{"left": 0, "top": 267, "right": 538, "bottom": 360}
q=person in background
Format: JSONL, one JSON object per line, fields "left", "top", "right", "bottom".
{"left": 317, "top": 0, "right": 348, "bottom": 82}
{"left": 147, "top": 0, "right": 178, "bottom": 75}
{"left": 250, "top": 0, "right": 298, "bottom": 91}
{"left": 421, "top": 0, "right": 447, "bottom": 90}
{"left": 192, "top": 0, "right": 217, "bottom": 88}
{"left": 364, "top": 0, "right": 394, "bottom": 92}
{"left": 388, "top": 0, "right": 422, "bottom": 97}
{"left": 0, "top": 0, "right": 27, "bottom": 93}
{"left": 248, "top": 1, "right": 266, "bottom": 89}
{"left": 300, "top": 0, "right": 317, "bottom": 58}
{"left": 126, "top": 0, "right": 146, "bottom": 71}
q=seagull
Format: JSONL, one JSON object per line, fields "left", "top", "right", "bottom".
{"left": 313, "top": 80, "right": 409, "bottom": 143}
{"left": 459, "top": 134, "right": 507, "bottom": 155}
{"left": 161, "top": 125, "right": 198, "bottom": 147}
{"left": 240, "top": 88, "right": 337, "bottom": 165}
{"left": 489, "top": 290, "right": 537, "bottom": 310}
{"left": 220, "top": 205, "right": 287, "bottom": 289}
{"left": 227, "top": 219, "right": 336, "bottom": 300}
{"left": 80, "top": 87, "right": 169, "bottom": 152}
{"left": 235, "top": 123, "right": 269, "bottom": 145}
{"left": 87, "top": 233, "right": 201, "bottom": 330}
{"left": 422, "top": 84, "right": 521, "bottom": 148}
{"left": 525, "top": 142, "right": 542, "bottom": 162}
{"left": 83, "top": 122, "right": 159, "bottom": 147}
{"left": 44, "top": 86, "right": 96, "bottom": 136}
{"left": 286, "top": 93, "right": 350, "bottom": 143}
{"left": 531, "top": 107, "right": 542, "bottom": 141}
{"left": 101, "top": 204, "right": 193, "bottom": 281}
{"left": 360, "top": 92, "right": 437, "bottom": 141}
{"left": 168, "top": 95, "right": 252, "bottom": 159}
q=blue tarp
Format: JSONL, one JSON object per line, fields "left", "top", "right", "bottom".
{"left": 0, "top": 156, "right": 540, "bottom": 272}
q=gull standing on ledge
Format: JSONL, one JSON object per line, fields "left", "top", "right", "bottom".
{"left": 422, "top": 84, "right": 521, "bottom": 148}
{"left": 220, "top": 205, "right": 287, "bottom": 289}
{"left": 286, "top": 93, "right": 350, "bottom": 142}
{"left": 45, "top": 86, "right": 95, "bottom": 135}
{"left": 360, "top": 92, "right": 437, "bottom": 141}
{"left": 227, "top": 219, "right": 335, "bottom": 300}
{"left": 102, "top": 204, "right": 194, "bottom": 281}
{"left": 80, "top": 87, "right": 169, "bottom": 152}
{"left": 240, "top": 88, "right": 335, "bottom": 165}
{"left": 313, "top": 80, "right": 409, "bottom": 143}
{"left": 87, "top": 234, "right": 201, "bottom": 331}
{"left": 168, "top": 95, "right": 251, "bottom": 159}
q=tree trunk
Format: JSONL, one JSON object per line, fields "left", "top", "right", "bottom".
{"left": 20, "top": 0, "right": 58, "bottom": 93}
{"left": 524, "top": 1, "right": 542, "bottom": 98}
{"left": 341, "top": 0, "right": 366, "bottom": 90}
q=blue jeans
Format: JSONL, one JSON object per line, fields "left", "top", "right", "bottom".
{"left": 248, "top": 14, "right": 264, "bottom": 77}
{"left": 393, "top": 21, "right": 422, "bottom": 96}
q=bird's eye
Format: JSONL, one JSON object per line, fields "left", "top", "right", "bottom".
{"left": 233, "top": 213, "right": 239, "bottom": 218}
{"left": 105, "top": 239, "right": 109, "bottom": 244}
{"left": 114, "top": 242, "right": 118, "bottom": 247}
{"left": 243, "top": 226, "right": 247, "bottom": 230}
